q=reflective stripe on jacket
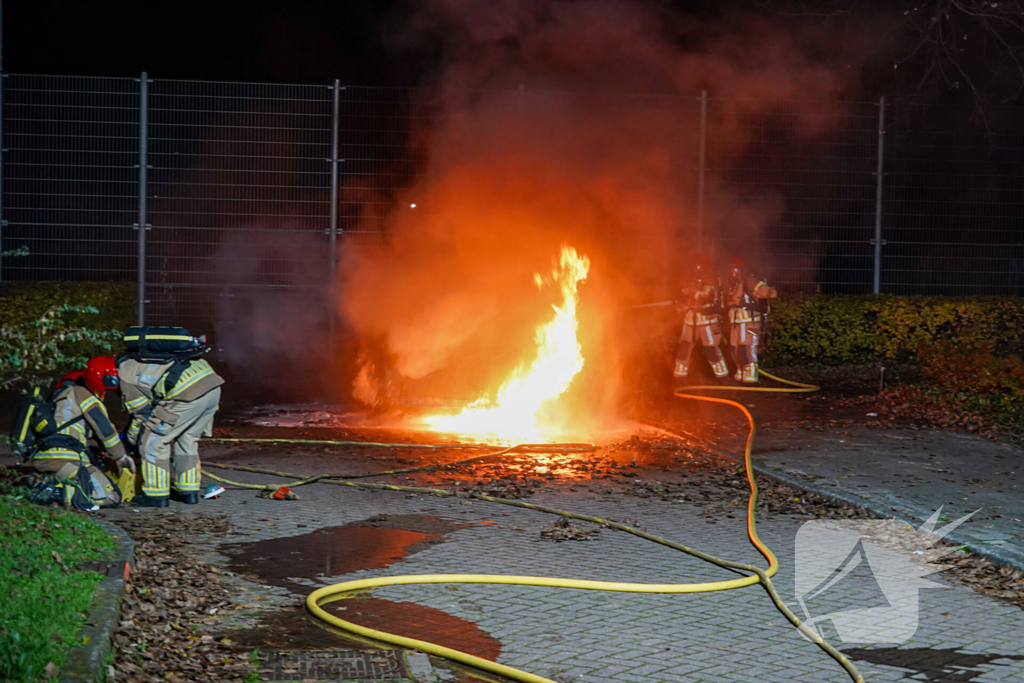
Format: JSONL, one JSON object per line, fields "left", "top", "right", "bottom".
{"left": 36, "top": 384, "right": 125, "bottom": 460}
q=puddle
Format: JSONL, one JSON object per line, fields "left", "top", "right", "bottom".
{"left": 221, "top": 514, "right": 462, "bottom": 592}
{"left": 219, "top": 513, "right": 500, "bottom": 662}
{"left": 842, "top": 646, "right": 1024, "bottom": 681}
{"left": 222, "top": 598, "right": 501, "bottom": 662}
{"left": 325, "top": 595, "right": 502, "bottom": 661}
{"left": 223, "top": 605, "right": 365, "bottom": 650}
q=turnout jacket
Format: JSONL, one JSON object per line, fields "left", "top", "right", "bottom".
{"left": 33, "top": 384, "right": 127, "bottom": 462}
{"left": 681, "top": 279, "right": 722, "bottom": 325}
{"left": 119, "top": 357, "right": 224, "bottom": 427}
{"left": 726, "top": 276, "right": 776, "bottom": 324}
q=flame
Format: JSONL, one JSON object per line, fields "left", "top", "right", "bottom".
{"left": 424, "top": 245, "right": 590, "bottom": 442}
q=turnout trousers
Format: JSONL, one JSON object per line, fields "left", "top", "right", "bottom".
{"left": 729, "top": 319, "right": 762, "bottom": 383}
{"left": 139, "top": 387, "right": 220, "bottom": 497}
{"left": 32, "top": 453, "right": 122, "bottom": 507}
{"left": 674, "top": 311, "right": 728, "bottom": 380}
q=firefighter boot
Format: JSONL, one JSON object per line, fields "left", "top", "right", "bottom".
{"left": 172, "top": 491, "right": 199, "bottom": 505}
{"left": 132, "top": 493, "right": 170, "bottom": 508}
{"left": 741, "top": 363, "right": 759, "bottom": 384}
{"left": 711, "top": 359, "right": 729, "bottom": 380}
{"left": 673, "top": 360, "right": 689, "bottom": 379}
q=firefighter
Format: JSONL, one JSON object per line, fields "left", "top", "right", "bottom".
{"left": 725, "top": 255, "right": 777, "bottom": 384}
{"left": 118, "top": 354, "right": 223, "bottom": 507}
{"left": 29, "top": 357, "right": 135, "bottom": 508}
{"left": 674, "top": 254, "right": 729, "bottom": 382}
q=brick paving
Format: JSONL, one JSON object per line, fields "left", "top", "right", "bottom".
{"left": 752, "top": 425, "right": 1024, "bottom": 569}
{"left": 652, "top": 389, "right": 1024, "bottom": 569}
{"left": 109, "top": 439, "right": 1024, "bottom": 683}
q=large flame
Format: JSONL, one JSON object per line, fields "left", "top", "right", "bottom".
{"left": 424, "top": 245, "right": 590, "bottom": 442}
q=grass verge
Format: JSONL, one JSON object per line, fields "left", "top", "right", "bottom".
{"left": 0, "top": 486, "right": 114, "bottom": 682}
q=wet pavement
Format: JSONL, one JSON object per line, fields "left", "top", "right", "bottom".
{"left": 649, "top": 387, "right": 1024, "bottom": 570}
{"left": 82, "top": 410, "right": 1024, "bottom": 683}
{"left": 840, "top": 647, "right": 1024, "bottom": 683}
{"left": 220, "top": 515, "right": 455, "bottom": 591}
{"left": 6, "top": 386, "right": 1024, "bottom": 682}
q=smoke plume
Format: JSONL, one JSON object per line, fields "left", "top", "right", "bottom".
{"left": 341, "top": 0, "right": 861, "bottom": 415}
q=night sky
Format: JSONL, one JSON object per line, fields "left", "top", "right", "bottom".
{"left": 7, "top": 0, "right": 1020, "bottom": 106}
{"left": 4, "top": 0, "right": 424, "bottom": 85}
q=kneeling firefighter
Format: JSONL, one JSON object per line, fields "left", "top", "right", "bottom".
{"left": 118, "top": 327, "right": 223, "bottom": 508}
{"left": 13, "top": 357, "right": 136, "bottom": 509}
{"left": 674, "top": 254, "right": 729, "bottom": 382}
{"left": 725, "top": 256, "right": 776, "bottom": 384}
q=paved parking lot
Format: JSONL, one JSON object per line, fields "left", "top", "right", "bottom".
{"left": 125, "top": 441, "right": 1024, "bottom": 683}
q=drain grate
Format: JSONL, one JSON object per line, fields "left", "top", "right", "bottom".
{"left": 258, "top": 649, "right": 407, "bottom": 681}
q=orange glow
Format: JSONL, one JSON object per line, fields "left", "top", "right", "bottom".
{"left": 424, "top": 245, "right": 590, "bottom": 442}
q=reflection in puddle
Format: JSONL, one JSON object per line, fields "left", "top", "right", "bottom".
{"left": 220, "top": 514, "right": 460, "bottom": 592}
{"left": 324, "top": 596, "right": 502, "bottom": 661}
{"left": 219, "top": 514, "right": 501, "bottom": 664}
{"left": 221, "top": 597, "right": 502, "bottom": 663}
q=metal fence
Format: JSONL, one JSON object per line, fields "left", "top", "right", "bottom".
{"left": 2, "top": 75, "right": 139, "bottom": 282}
{"left": 2, "top": 73, "right": 1024, "bottom": 330}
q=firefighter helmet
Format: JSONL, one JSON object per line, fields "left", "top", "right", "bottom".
{"left": 726, "top": 255, "right": 747, "bottom": 275}
{"left": 84, "top": 356, "right": 119, "bottom": 396}
{"left": 55, "top": 370, "right": 84, "bottom": 391}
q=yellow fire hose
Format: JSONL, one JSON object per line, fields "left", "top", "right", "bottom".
{"left": 200, "top": 369, "right": 863, "bottom": 682}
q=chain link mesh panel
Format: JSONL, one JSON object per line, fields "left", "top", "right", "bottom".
{"left": 337, "top": 86, "right": 424, "bottom": 248}
{"left": 2, "top": 74, "right": 139, "bottom": 281}
{"left": 146, "top": 79, "right": 333, "bottom": 328}
{"left": 708, "top": 98, "right": 880, "bottom": 293}
{"left": 884, "top": 105, "right": 1024, "bottom": 295}
{"left": 4, "top": 76, "right": 1024, "bottom": 307}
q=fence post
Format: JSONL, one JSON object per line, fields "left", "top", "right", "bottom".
{"left": 873, "top": 95, "right": 886, "bottom": 294}
{"left": 0, "top": 72, "right": 5, "bottom": 283}
{"left": 328, "top": 79, "right": 340, "bottom": 347}
{"left": 136, "top": 72, "right": 149, "bottom": 325}
{"left": 697, "top": 90, "right": 707, "bottom": 253}
{"left": 0, "top": 3, "right": 4, "bottom": 282}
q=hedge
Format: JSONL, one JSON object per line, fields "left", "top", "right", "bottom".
{"left": 0, "top": 282, "right": 136, "bottom": 386}
{"left": 0, "top": 281, "right": 136, "bottom": 329}
{"left": 765, "top": 295, "right": 1024, "bottom": 363}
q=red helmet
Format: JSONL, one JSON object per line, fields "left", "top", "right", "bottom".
{"left": 726, "top": 255, "right": 747, "bottom": 274}
{"left": 84, "top": 356, "right": 119, "bottom": 396}
{"left": 55, "top": 370, "right": 84, "bottom": 391}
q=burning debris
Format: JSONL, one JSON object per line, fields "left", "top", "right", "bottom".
{"left": 424, "top": 245, "right": 591, "bottom": 443}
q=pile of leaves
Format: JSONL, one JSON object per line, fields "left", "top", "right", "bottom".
{"left": 107, "top": 513, "right": 254, "bottom": 683}
{"left": 459, "top": 475, "right": 539, "bottom": 500}
{"left": 945, "top": 554, "right": 1024, "bottom": 609}
{"left": 538, "top": 518, "right": 601, "bottom": 542}
{"left": 0, "top": 487, "right": 114, "bottom": 682}
{"left": 826, "top": 342, "right": 1024, "bottom": 440}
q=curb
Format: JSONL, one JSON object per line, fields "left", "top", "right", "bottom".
{"left": 752, "top": 464, "right": 1024, "bottom": 572}
{"left": 58, "top": 519, "right": 135, "bottom": 683}
{"left": 652, "top": 422, "right": 1024, "bottom": 573}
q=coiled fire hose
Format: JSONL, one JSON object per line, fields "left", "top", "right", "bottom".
{"left": 201, "top": 370, "right": 864, "bottom": 683}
